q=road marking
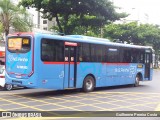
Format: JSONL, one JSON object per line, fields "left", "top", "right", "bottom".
{"left": 155, "top": 103, "right": 160, "bottom": 111}
{"left": 5, "top": 107, "right": 28, "bottom": 111}
{"left": 0, "top": 96, "right": 62, "bottom": 117}
{"left": 0, "top": 93, "right": 13, "bottom": 95}
{"left": 12, "top": 94, "right": 82, "bottom": 111}
{"left": 39, "top": 96, "right": 109, "bottom": 111}
{"left": 111, "top": 102, "right": 159, "bottom": 110}
{"left": 1, "top": 91, "right": 160, "bottom": 112}
{"left": 0, "top": 108, "right": 5, "bottom": 111}
{"left": 0, "top": 98, "right": 44, "bottom": 111}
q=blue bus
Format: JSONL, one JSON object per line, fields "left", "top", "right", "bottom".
{"left": 5, "top": 32, "right": 153, "bottom": 92}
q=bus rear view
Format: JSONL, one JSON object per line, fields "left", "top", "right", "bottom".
{"left": 5, "top": 33, "right": 35, "bottom": 88}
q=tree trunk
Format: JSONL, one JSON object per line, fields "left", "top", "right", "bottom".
{"left": 55, "top": 13, "right": 63, "bottom": 34}
{"left": 5, "top": 30, "right": 9, "bottom": 37}
{"left": 63, "top": 14, "right": 69, "bottom": 34}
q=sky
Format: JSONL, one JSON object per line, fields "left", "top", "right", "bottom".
{"left": 113, "top": 0, "right": 160, "bottom": 25}
{"left": 13, "top": 0, "right": 160, "bottom": 25}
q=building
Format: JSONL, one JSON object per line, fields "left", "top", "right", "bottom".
{"left": 11, "top": 0, "right": 57, "bottom": 34}
{"left": 27, "top": 8, "right": 57, "bottom": 33}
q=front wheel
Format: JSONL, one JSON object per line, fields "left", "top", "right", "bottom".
{"left": 83, "top": 76, "right": 95, "bottom": 92}
{"left": 134, "top": 75, "right": 141, "bottom": 87}
{"left": 4, "top": 84, "right": 13, "bottom": 91}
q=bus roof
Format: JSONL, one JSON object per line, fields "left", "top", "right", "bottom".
{"left": 67, "top": 35, "right": 111, "bottom": 42}
{"left": 38, "top": 33, "right": 152, "bottom": 50}
{"left": 8, "top": 32, "right": 152, "bottom": 50}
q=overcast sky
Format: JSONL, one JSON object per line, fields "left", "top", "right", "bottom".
{"left": 113, "top": 0, "right": 160, "bottom": 25}
{"left": 13, "top": 0, "right": 160, "bottom": 25}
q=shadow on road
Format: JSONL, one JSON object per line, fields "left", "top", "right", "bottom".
{"left": 10, "top": 84, "right": 150, "bottom": 98}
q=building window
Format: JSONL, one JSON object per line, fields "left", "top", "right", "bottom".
{"left": 43, "top": 27, "right": 48, "bottom": 30}
{"left": 43, "top": 20, "right": 47, "bottom": 24}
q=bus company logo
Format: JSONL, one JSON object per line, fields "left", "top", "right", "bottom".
{"left": 115, "top": 68, "right": 129, "bottom": 73}
{"left": 130, "top": 66, "right": 136, "bottom": 74}
{"left": 8, "top": 54, "right": 28, "bottom": 62}
{"left": 115, "top": 66, "right": 136, "bottom": 74}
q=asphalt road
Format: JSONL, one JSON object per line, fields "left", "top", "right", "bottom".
{"left": 0, "top": 69, "right": 160, "bottom": 120}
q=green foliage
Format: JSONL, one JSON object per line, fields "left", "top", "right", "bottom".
{"left": 0, "top": 0, "right": 32, "bottom": 37}
{"left": 0, "top": 22, "right": 3, "bottom": 40}
{"left": 20, "top": 0, "right": 127, "bottom": 34}
{"left": 0, "top": 22, "right": 3, "bottom": 33}
{"left": 104, "top": 22, "right": 160, "bottom": 53}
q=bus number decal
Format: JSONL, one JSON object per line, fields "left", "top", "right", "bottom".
{"left": 65, "top": 57, "right": 68, "bottom": 61}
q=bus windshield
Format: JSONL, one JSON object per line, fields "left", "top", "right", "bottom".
{"left": 7, "top": 37, "right": 31, "bottom": 53}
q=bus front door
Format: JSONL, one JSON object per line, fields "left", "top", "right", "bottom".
{"left": 64, "top": 46, "right": 77, "bottom": 88}
{"left": 144, "top": 53, "right": 151, "bottom": 79}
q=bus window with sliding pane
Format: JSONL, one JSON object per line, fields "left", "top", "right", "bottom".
{"left": 41, "top": 39, "right": 64, "bottom": 62}
{"left": 123, "top": 48, "right": 132, "bottom": 63}
{"left": 107, "top": 48, "right": 118, "bottom": 63}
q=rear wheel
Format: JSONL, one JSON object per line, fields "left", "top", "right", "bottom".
{"left": 134, "top": 75, "right": 141, "bottom": 87}
{"left": 4, "top": 84, "right": 13, "bottom": 91}
{"left": 83, "top": 76, "right": 95, "bottom": 92}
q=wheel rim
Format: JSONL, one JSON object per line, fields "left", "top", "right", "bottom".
{"left": 6, "top": 84, "right": 12, "bottom": 90}
{"left": 135, "top": 76, "right": 140, "bottom": 86}
{"left": 86, "top": 79, "right": 93, "bottom": 90}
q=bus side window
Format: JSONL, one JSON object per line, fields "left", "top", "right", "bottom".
{"left": 131, "top": 50, "right": 138, "bottom": 63}
{"left": 131, "top": 56, "right": 136, "bottom": 63}
{"left": 79, "top": 56, "right": 83, "bottom": 61}
{"left": 41, "top": 39, "right": 64, "bottom": 62}
{"left": 107, "top": 48, "right": 118, "bottom": 63}
{"left": 78, "top": 44, "right": 83, "bottom": 62}
{"left": 140, "top": 54, "right": 144, "bottom": 63}
{"left": 82, "top": 43, "right": 90, "bottom": 62}
{"left": 123, "top": 50, "right": 131, "bottom": 63}
{"left": 42, "top": 55, "right": 50, "bottom": 61}
{"left": 137, "top": 52, "right": 144, "bottom": 63}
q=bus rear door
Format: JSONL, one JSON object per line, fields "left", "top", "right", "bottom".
{"left": 64, "top": 42, "right": 77, "bottom": 88}
{"left": 144, "top": 50, "right": 152, "bottom": 80}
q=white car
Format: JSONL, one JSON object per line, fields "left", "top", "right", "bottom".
{"left": 0, "top": 65, "right": 13, "bottom": 90}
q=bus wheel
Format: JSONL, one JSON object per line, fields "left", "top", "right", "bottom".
{"left": 134, "top": 75, "right": 140, "bottom": 87}
{"left": 4, "top": 84, "right": 13, "bottom": 91}
{"left": 83, "top": 76, "right": 95, "bottom": 92}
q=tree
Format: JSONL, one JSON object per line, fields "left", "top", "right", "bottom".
{"left": 0, "top": 0, "right": 32, "bottom": 38}
{"left": 104, "top": 22, "right": 138, "bottom": 43}
{"left": 103, "top": 22, "right": 160, "bottom": 52}
{"left": 20, "top": 0, "right": 126, "bottom": 34}
{"left": 0, "top": 22, "right": 4, "bottom": 40}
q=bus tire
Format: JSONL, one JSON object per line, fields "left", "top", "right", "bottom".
{"left": 4, "top": 84, "right": 13, "bottom": 91}
{"left": 134, "top": 74, "right": 140, "bottom": 87}
{"left": 83, "top": 76, "right": 95, "bottom": 92}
